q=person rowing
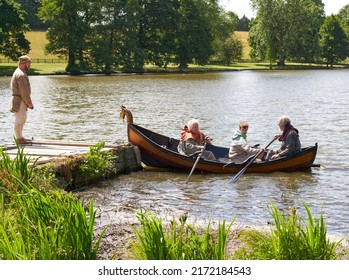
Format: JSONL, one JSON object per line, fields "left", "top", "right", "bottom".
{"left": 177, "top": 119, "right": 216, "bottom": 161}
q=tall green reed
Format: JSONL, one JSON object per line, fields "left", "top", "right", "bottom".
{"left": 0, "top": 146, "right": 106, "bottom": 260}
{"left": 0, "top": 143, "right": 38, "bottom": 184}
{"left": 0, "top": 188, "right": 104, "bottom": 259}
{"left": 234, "top": 202, "right": 341, "bottom": 260}
{"left": 132, "top": 209, "right": 235, "bottom": 260}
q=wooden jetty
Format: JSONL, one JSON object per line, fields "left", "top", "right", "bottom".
{"left": 1, "top": 140, "right": 142, "bottom": 190}
{"left": 1, "top": 140, "right": 119, "bottom": 165}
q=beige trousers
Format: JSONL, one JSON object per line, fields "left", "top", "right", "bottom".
{"left": 14, "top": 100, "right": 28, "bottom": 139}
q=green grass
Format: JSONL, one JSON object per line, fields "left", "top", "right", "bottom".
{"left": 0, "top": 31, "right": 58, "bottom": 60}
{"left": 233, "top": 202, "right": 342, "bottom": 260}
{"left": 0, "top": 144, "right": 106, "bottom": 260}
{"left": 132, "top": 209, "right": 235, "bottom": 260}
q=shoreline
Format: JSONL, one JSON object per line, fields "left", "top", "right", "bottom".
{"left": 1, "top": 62, "right": 349, "bottom": 77}
{"left": 93, "top": 206, "right": 349, "bottom": 260}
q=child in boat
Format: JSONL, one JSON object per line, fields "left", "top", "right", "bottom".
{"left": 228, "top": 121, "right": 264, "bottom": 164}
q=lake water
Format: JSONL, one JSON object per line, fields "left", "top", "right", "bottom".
{"left": 1, "top": 70, "right": 349, "bottom": 238}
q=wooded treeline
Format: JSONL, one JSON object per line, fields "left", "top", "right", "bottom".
{"left": 1, "top": 0, "right": 349, "bottom": 74}
{"left": 249, "top": 0, "right": 349, "bottom": 67}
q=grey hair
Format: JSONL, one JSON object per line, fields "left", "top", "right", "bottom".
{"left": 187, "top": 119, "right": 199, "bottom": 130}
{"left": 279, "top": 115, "right": 291, "bottom": 126}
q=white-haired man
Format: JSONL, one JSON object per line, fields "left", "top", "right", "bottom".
{"left": 270, "top": 116, "right": 301, "bottom": 160}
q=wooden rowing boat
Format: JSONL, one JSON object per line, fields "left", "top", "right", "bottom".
{"left": 120, "top": 106, "right": 318, "bottom": 174}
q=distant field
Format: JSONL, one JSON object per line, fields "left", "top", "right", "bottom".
{"left": 235, "top": 31, "right": 250, "bottom": 60}
{"left": 1, "top": 31, "right": 250, "bottom": 61}
{"left": 25, "top": 31, "right": 59, "bottom": 59}
{"left": 0, "top": 31, "right": 59, "bottom": 61}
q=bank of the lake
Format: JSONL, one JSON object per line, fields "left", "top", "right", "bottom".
{"left": 1, "top": 61, "right": 349, "bottom": 76}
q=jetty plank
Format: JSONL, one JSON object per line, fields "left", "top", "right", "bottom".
{"left": 1, "top": 140, "right": 116, "bottom": 165}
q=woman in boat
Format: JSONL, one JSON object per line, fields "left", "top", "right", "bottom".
{"left": 228, "top": 121, "right": 264, "bottom": 164}
{"left": 270, "top": 116, "right": 301, "bottom": 160}
{"left": 177, "top": 119, "right": 216, "bottom": 161}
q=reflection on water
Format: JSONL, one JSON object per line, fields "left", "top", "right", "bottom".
{"left": 1, "top": 70, "right": 349, "bottom": 237}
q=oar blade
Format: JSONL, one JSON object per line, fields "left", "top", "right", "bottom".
{"left": 227, "top": 176, "right": 239, "bottom": 185}
{"left": 227, "top": 165, "right": 247, "bottom": 185}
{"left": 185, "top": 143, "right": 207, "bottom": 183}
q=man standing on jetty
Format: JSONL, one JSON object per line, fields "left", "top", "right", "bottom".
{"left": 10, "top": 55, "right": 34, "bottom": 144}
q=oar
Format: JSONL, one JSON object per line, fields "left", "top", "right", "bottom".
{"left": 186, "top": 142, "right": 207, "bottom": 184}
{"left": 227, "top": 137, "right": 277, "bottom": 185}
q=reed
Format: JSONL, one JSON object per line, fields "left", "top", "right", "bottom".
{"left": 233, "top": 202, "right": 341, "bottom": 260}
{"left": 0, "top": 144, "right": 37, "bottom": 201}
{"left": 0, "top": 143, "right": 55, "bottom": 202}
{"left": 0, "top": 188, "right": 104, "bottom": 259}
{"left": 0, "top": 146, "right": 106, "bottom": 260}
{"left": 132, "top": 209, "right": 235, "bottom": 260}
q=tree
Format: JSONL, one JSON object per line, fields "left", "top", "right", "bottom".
{"left": 249, "top": 0, "right": 287, "bottom": 66}
{"left": 89, "top": 0, "right": 139, "bottom": 73}
{"left": 236, "top": 15, "right": 251, "bottom": 31}
{"left": 219, "top": 33, "right": 243, "bottom": 65}
{"left": 209, "top": 8, "right": 238, "bottom": 61}
{"left": 173, "top": 0, "right": 213, "bottom": 70}
{"left": 15, "top": 0, "right": 48, "bottom": 30}
{"left": 338, "top": 4, "right": 349, "bottom": 25}
{"left": 138, "top": 0, "right": 180, "bottom": 69}
{"left": 0, "top": 0, "right": 30, "bottom": 60}
{"left": 249, "top": 0, "right": 324, "bottom": 66}
{"left": 337, "top": 4, "right": 349, "bottom": 37}
{"left": 36, "top": 0, "right": 239, "bottom": 73}
{"left": 38, "top": 0, "right": 101, "bottom": 74}
{"left": 319, "top": 15, "right": 349, "bottom": 67}
{"left": 286, "top": 0, "right": 325, "bottom": 63}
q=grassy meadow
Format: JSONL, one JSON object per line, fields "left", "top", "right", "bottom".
{"left": 235, "top": 31, "right": 251, "bottom": 60}
{"left": 0, "top": 31, "right": 66, "bottom": 75}
{"left": 3, "top": 31, "right": 251, "bottom": 60}
{"left": 0, "top": 31, "right": 59, "bottom": 61}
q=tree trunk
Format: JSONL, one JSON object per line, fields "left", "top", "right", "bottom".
{"left": 277, "top": 59, "right": 286, "bottom": 67}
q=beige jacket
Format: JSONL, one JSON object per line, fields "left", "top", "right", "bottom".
{"left": 228, "top": 130, "right": 261, "bottom": 164}
{"left": 10, "top": 68, "right": 32, "bottom": 112}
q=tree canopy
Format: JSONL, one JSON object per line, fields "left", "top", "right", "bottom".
{"left": 319, "top": 15, "right": 349, "bottom": 67}
{"left": 37, "top": 0, "right": 237, "bottom": 74}
{"left": 236, "top": 15, "right": 251, "bottom": 31}
{"left": 0, "top": 0, "right": 30, "bottom": 60}
{"left": 249, "top": 0, "right": 325, "bottom": 66}
{"left": 15, "top": 0, "right": 47, "bottom": 30}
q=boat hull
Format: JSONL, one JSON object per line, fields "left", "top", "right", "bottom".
{"left": 127, "top": 123, "right": 318, "bottom": 174}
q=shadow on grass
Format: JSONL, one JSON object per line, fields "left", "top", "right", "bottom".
{"left": 0, "top": 65, "right": 17, "bottom": 76}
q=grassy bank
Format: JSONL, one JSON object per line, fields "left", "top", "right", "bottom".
{"left": 115, "top": 203, "right": 348, "bottom": 260}
{"left": 2, "top": 61, "right": 345, "bottom": 76}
